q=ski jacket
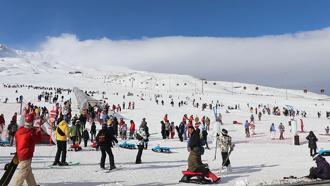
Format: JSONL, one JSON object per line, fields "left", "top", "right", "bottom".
{"left": 82, "top": 130, "right": 89, "bottom": 141}
{"left": 55, "top": 120, "right": 70, "bottom": 141}
{"left": 136, "top": 129, "right": 146, "bottom": 146}
{"left": 130, "top": 122, "right": 135, "bottom": 132}
{"left": 219, "top": 134, "right": 232, "bottom": 152}
{"left": 15, "top": 126, "right": 42, "bottom": 161}
{"left": 314, "top": 155, "right": 330, "bottom": 179}
{"left": 96, "top": 127, "right": 118, "bottom": 147}
{"left": 306, "top": 133, "right": 318, "bottom": 149}
{"left": 7, "top": 123, "right": 18, "bottom": 135}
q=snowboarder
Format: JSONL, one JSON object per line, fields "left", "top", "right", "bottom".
{"left": 306, "top": 154, "right": 330, "bottom": 180}
{"left": 53, "top": 118, "right": 70, "bottom": 166}
{"left": 13, "top": 113, "right": 42, "bottom": 186}
{"left": 306, "top": 131, "right": 318, "bottom": 157}
{"left": 218, "top": 128, "right": 233, "bottom": 172}
{"left": 96, "top": 123, "right": 118, "bottom": 169}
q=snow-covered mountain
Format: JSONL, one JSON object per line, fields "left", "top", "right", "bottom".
{"left": 0, "top": 44, "right": 19, "bottom": 58}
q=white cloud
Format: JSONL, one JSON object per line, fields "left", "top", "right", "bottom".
{"left": 36, "top": 28, "right": 330, "bottom": 91}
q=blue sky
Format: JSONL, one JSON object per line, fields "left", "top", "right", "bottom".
{"left": 1, "top": 0, "right": 330, "bottom": 48}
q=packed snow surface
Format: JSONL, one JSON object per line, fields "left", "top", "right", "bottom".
{"left": 0, "top": 57, "right": 330, "bottom": 186}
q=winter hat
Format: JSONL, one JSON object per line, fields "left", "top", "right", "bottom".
{"left": 221, "top": 128, "right": 228, "bottom": 135}
{"left": 25, "top": 113, "right": 34, "bottom": 124}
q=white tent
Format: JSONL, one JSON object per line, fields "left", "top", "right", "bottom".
{"left": 73, "top": 87, "right": 102, "bottom": 111}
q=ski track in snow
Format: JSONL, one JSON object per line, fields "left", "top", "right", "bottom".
{"left": 0, "top": 58, "right": 330, "bottom": 186}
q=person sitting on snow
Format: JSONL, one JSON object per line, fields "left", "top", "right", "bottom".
{"left": 306, "top": 154, "right": 330, "bottom": 180}
{"left": 186, "top": 125, "right": 220, "bottom": 183}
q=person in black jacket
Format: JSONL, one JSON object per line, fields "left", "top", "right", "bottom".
{"left": 90, "top": 121, "right": 96, "bottom": 142}
{"left": 306, "top": 131, "right": 318, "bottom": 157}
{"left": 96, "top": 124, "right": 118, "bottom": 169}
{"left": 161, "top": 121, "right": 166, "bottom": 139}
{"left": 82, "top": 128, "right": 89, "bottom": 147}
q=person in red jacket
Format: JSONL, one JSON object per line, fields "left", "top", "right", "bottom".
{"left": 14, "top": 113, "right": 42, "bottom": 186}
{"left": 129, "top": 120, "right": 135, "bottom": 139}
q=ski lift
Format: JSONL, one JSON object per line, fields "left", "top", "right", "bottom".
{"left": 213, "top": 82, "right": 216, "bottom": 85}
{"left": 243, "top": 86, "right": 247, "bottom": 90}
{"left": 255, "top": 86, "right": 259, "bottom": 90}
{"left": 184, "top": 83, "right": 187, "bottom": 86}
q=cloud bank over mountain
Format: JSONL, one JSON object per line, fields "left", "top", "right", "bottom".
{"left": 35, "top": 28, "right": 330, "bottom": 91}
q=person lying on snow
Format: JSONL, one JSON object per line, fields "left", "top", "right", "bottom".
{"left": 186, "top": 125, "right": 220, "bottom": 183}
{"left": 306, "top": 154, "right": 330, "bottom": 180}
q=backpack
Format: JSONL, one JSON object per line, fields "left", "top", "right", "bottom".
{"left": 98, "top": 132, "right": 107, "bottom": 144}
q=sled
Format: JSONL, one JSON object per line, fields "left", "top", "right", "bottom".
{"left": 318, "top": 149, "right": 330, "bottom": 156}
{"left": 0, "top": 153, "right": 18, "bottom": 186}
{"left": 233, "top": 120, "right": 242, "bottom": 125}
{"left": 152, "top": 145, "right": 172, "bottom": 153}
{"left": 68, "top": 144, "right": 82, "bottom": 151}
{"left": 180, "top": 170, "right": 220, "bottom": 184}
{"left": 119, "top": 141, "right": 136, "bottom": 149}
{"left": 0, "top": 140, "right": 10, "bottom": 147}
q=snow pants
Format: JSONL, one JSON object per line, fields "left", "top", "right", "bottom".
{"left": 14, "top": 159, "right": 37, "bottom": 186}
{"left": 136, "top": 145, "right": 144, "bottom": 163}
{"left": 221, "top": 152, "right": 230, "bottom": 167}
{"left": 100, "top": 146, "right": 115, "bottom": 168}
{"left": 55, "top": 140, "right": 67, "bottom": 164}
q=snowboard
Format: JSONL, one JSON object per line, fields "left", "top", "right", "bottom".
{"left": 0, "top": 153, "right": 19, "bottom": 186}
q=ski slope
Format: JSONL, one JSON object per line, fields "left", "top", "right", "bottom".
{"left": 0, "top": 56, "right": 330, "bottom": 186}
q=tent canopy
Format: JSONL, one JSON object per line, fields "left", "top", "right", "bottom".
{"left": 73, "top": 87, "right": 102, "bottom": 111}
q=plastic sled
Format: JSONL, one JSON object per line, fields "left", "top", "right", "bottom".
{"left": 119, "top": 141, "right": 136, "bottom": 149}
{"left": 318, "top": 149, "right": 330, "bottom": 156}
{"left": 69, "top": 144, "right": 82, "bottom": 151}
{"left": 152, "top": 145, "right": 172, "bottom": 153}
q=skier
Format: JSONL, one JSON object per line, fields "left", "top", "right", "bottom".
{"left": 278, "top": 123, "right": 285, "bottom": 140}
{"left": 306, "top": 131, "right": 318, "bottom": 157}
{"left": 13, "top": 113, "right": 42, "bottom": 186}
{"left": 218, "top": 129, "right": 233, "bottom": 172}
{"left": 82, "top": 128, "right": 89, "bottom": 147}
{"left": 53, "top": 118, "right": 70, "bottom": 166}
{"left": 306, "top": 154, "right": 330, "bottom": 180}
{"left": 270, "top": 123, "right": 276, "bottom": 140}
{"left": 90, "top": 121, "right": 96, "bottom": 141}
{"left": 258, "top": 112, "right": 262, "bottom": 121}
{"left": 96, "top": 123, "right": 118, "bottom": 169}
{"left": 135, "top": 127, "right": 146, "bottom": 164}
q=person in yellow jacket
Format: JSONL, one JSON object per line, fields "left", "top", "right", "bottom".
{"left": 53, "top": 119, "right": 70, "bottom": 166}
